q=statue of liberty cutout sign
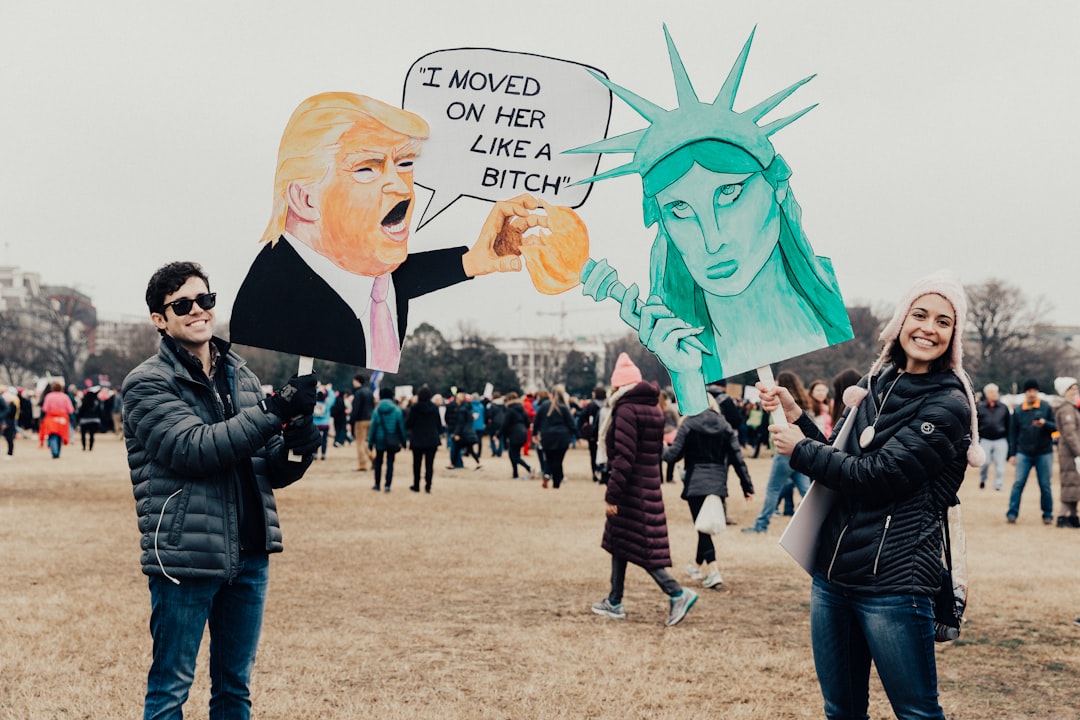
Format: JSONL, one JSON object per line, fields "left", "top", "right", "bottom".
{"left": 573, "top": 27, "right": 852, "bottom": 417}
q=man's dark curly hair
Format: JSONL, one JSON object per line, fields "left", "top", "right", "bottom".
{"left": 145, "top": 261, "right": 210, "bottom": 313}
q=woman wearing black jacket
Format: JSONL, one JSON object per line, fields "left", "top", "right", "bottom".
{"left": 761, "top": 272, "right": 984, "bottom": 720}
{"left": 533, "top": 386, "right": 575, "bottom": 489}
{"left": 405, "top": 386, "right": 442, "bottom": 493}
{"left": 663, "top": 398, "right": 753, "bottom": 589}
{"left": 500, "top": 392, "right": 534, "bottom": 479}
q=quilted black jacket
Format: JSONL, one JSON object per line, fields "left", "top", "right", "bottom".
{"left": 123, "top": 336, "right": 311, "bottom": 581}
{"left": 790, "top": 367, "right": 970, "bottom": 595}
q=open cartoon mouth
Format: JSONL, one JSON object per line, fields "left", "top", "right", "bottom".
{"left": 381, "top": 200, "right": 410, "bottom": 242}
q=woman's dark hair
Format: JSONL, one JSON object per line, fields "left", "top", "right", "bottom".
{"left": 145, "top": 261, "right": 209, "bottom": 313}
{"left": 379, "top": 387, "right": 394, "bottom": 400}
{"left": 831, "top": 368, "right": 862, "bottom": 424}
{"left": 777, "top": 370, "right": 812, "bottom": 412}
{"left": 417, "top": 385, "right": 433, "bottom": 402}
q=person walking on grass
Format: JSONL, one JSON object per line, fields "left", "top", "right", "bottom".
{"left": 1052, "top": 377, "right": 1080, "bottom": 528}
{"left": 39, "top": 382, "right": 73, "bottom": 459}
{"left": 591, "top": 353, "right": 698, "bottom": 627}
{"left": 1006, "top": 378, "right": 1056, "bottom": 525}
{"left": 123, "top": 261, "right": 320, "bottom": 720}
{"left": 664, "top": 394, "right": 754, "bottom": 590}
{"left": 406, "top": 385, "right": 442, "bottom": 493}
{"left": 533, "top": 385, "right": 575, "bottom": 489}
{"left": 500, "top": 392, "right": 534, "bottom": 479}
{"left": 449, "top": 391, "right": 482, "bottom": 470}
{"left": 368, "top": 387, "right": 406, "bottom": 492}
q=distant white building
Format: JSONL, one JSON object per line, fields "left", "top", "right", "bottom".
{"left": 490, "top": 336, "right": 606, "bottom": 392}
{"left": 0, "top": 265, "right": 43, "bottom": 312}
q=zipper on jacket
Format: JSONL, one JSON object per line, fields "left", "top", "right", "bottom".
{"left": 872, "top": 515, "right": 892, "bottom": 576}
{"left": 826, "top": 524, "right": 849, "bottom": 581}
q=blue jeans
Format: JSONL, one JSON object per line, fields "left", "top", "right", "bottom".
{"left": 489, "top": 433, "right": 503, "bottom": 457}
{"left": 978, "top": 438, "right": 1008, "bottom": 490}
{"left": 811, "top": 576, "right": 944, "bottom": 720}
{"left": 144, "top": 553, "right": 270, "bottom": 720}
{"left": 47, "top": 433, "right": 62, "bottom": 458}
{"left": 1007, "top": 451, "right": 1054, "bottom": 520}
{"left": 752, "top": 455, "right": 809, "bottom": 531}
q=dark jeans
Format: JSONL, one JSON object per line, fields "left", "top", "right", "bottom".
{"left": 411, "top": 448, "right": 436, "bottom": 490}
{"left": 607, "top": 555, "right": 681, "bottom": 605}
{"left": 1007, "top": 451, "right": 1054, "bottom": 520}
{"left": 489, "top": 433, "right": 503, "bottom": 457}
{"left": 687, "top": 495, "right": 724, "bottom": 564}
{"left": 451, "top": 439, "right": 479, "bottom": 467}
{"left": 144, "top": 552, "right": 269, "bottom": 720}
{"left": 373, "top": 448, "right": 398, "bottom": 488}
{"left": 317, "top": 425, "right": 330, "bottom": 458}
{"left": 507, "top": 442, "right": 531, "bottom": 478}
{"left": 48, "top": 434, "right": 62, "bottom": 458}
{"left": 80, "top": 421, "right": 99, "bottom": 451}
{"left": 810, "top": 575, "right": 943, "bottom": 720}
{"left": 545, "top": 446, "right": 568, "bottom": 487}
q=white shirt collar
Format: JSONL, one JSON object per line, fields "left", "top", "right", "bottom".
{"left": 280, "top": 232, "right": 398, "bottom": 364}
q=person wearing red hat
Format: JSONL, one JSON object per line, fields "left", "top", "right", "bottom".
{"left": 591, "top": 353, "right": 698, "bottom": 627}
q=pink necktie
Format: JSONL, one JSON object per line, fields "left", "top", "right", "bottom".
{"left": 370, "top": 274, "right": 400, "bottom": 371}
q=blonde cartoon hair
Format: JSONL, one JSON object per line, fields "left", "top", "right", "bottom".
{"left": 260, "top": 92, "right": 430, "bottom": 244}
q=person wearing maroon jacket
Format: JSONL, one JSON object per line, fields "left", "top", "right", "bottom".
{"left": 590, "top": 353, "right": 698, "bottom": 627}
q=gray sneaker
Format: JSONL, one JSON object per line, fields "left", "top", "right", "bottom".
{"left": 591, "top": 598, "right": 627, "bottom": 620}
{"left": 665, "top": 589, "right": 698, "bottom": 627}
{"left": 702, "top": 570, "right": 723, "bottom": 589}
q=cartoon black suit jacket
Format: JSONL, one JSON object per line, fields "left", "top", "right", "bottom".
{"left": 230, "top": 238, "right": 470, "bottom": 367}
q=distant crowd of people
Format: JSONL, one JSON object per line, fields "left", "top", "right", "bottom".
{"left": 0, "top": 381, "right": 121, "bottom": 459}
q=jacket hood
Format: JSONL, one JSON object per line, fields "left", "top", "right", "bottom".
{"left": 681, "top": 409, "right": 730, "bottom": 434}
{"left": 376, "top": 399, "right": 399, "bottom": 414}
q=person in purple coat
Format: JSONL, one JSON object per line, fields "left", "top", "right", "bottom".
{"left": 591, "top": 353, "right": 698, "bottom": 627}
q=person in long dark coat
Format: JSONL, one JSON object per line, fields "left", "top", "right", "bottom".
{"left": 405, "top": 386, "right": 443, "bottom": 493}
{"left": 500, "top": 392, "right": 534, "bottom": 479}
{"left": 591, "top": 353, "right": 698, "bottom": 627}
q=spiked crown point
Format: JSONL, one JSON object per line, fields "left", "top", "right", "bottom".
{"left": 567, "top": 26, "right": 817, "bottom": 185}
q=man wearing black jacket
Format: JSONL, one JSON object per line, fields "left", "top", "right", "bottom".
{"left": 1006, "top": 378, "right": 1057, "bottom": 524}
{"left": 124, "top": 261, "right": 319, "bottom": 719}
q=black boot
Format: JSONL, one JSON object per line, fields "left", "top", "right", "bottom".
{"left": 1070, "top": 516, "right": 1080, "bottom": 528}
{"left": 1057, "top": 516, "right": 1068, "bottom": 528}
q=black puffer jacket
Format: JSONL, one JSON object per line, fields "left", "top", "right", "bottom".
{"left": 501, "top": 402, "right": 530, "bottom": 447}
{"left": 123, "top": 336, "right": 310, "bottom": 581}
{"left": 789, "top": 367, "right": 970, "bottom": 596}
{"left": 405, "top": 399, "right": 442, "bottom": 450}
{"left": 533, "top": 400, "right": 575, "bottom": 451}
{"left": 664, "top": 409, "right": 753, "bottom": 499}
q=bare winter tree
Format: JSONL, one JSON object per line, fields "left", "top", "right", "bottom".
{"left": 965, "top": 278, "right": 1061, "bottom": 392}
{"left": 22, "top": 292, "right": 94, "bottom": 385}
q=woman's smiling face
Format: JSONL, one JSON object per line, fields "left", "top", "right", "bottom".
{"left": 656, "top": 162, "right": 781, "bottom": 296}
{"left": 899, "top": 293, "right": 955, "bottom": 373}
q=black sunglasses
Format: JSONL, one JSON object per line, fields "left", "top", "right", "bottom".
{"left": 161, "top": 292, "right": 217, "bottom": 316}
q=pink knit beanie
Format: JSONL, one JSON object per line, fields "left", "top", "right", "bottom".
{"left": 841, "top": 271, "right": 984, "bottom": 468}
{"left": 610, "top": 352, "right": 642, "bottom": 388}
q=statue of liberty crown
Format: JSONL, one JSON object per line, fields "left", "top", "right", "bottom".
{"left": 567, "top": 25, "right": 817, "bottom": 181}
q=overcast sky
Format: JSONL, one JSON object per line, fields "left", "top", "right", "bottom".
{"left": 3, "top": 0, "right": 1077, "bottom": 344}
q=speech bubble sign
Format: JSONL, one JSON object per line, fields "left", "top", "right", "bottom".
{"left": 403, "top": 48, "right": 611, "bottom": 229}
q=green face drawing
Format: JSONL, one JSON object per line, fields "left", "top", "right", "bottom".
{"left": 655, "top": 163, "right": 781, "bottom": 297}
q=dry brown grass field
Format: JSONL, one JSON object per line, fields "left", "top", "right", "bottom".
{"left": 2, "top": 432, "right": 1079, "bottom": 719}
